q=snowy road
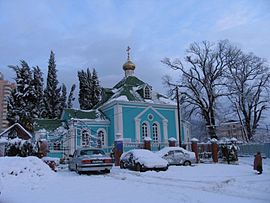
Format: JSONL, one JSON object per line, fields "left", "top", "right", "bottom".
{"left": 1, "top": 156, "right": 269, "bottom": 203}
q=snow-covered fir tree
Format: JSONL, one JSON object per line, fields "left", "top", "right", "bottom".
{"left": 43, "top": 51, "right": 62, "bottom": 118}
{"left": 7, "top": 61, "right": 36, "bottom": 131}
{"left": 90, "top": 68, "right": 101, "bottom": 108}
{"left": 59, "top": 83, "right": 67, "bottom": 114}
{"left": 32, "top": 66, "right": 45, "bottom": 118}
{"left": 67, "top": 84, "right": 76, "bottom": 108}
{"left": 78, "top": 68, "right": 101, "bottom": 110}
{"left": 78, "top": 68, "right": 91, "bottom": 109}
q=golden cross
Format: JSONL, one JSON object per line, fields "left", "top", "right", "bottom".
{"left": 126, "top": 46, "right": 131, "bottom": 60}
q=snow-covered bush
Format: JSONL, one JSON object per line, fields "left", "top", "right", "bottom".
{"left": 5, "top": 138, "right": 37, "bottom": 157}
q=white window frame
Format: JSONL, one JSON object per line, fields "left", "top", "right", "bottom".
{"left": 144, "top": 86, "right": 151, "bottom": 99}
{"left": 97, "top": 128, "right": 107, "bottom": 147}
{"left": 152, "top": 122, "right": 160, "bottom": 143}
{"left": 142, "top": 121, "right": 150, "bottom": 141}
{"left": 81, "top": 129, "right": 90, "bottom": 147}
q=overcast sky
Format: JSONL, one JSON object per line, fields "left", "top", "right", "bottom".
{"left": 1, "top": 0, "right": 270, "bottom": 104}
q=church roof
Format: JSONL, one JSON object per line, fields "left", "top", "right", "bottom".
{"left": 33, "top": 119, "right": 62, "bottom": 131}
{"left": 95, "top": 48, "right": 176, "bottom": 108}
{"left": 96, "top": 75, "right": 176, "bottom": 108}
{"left": 62, "top": 108, "right": 108, "bottom": 121}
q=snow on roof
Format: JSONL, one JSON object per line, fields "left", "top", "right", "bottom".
{"left": 0, "top": 137, "right": 8, "bottom": 144}
{"left": 112, "top": 95, "right": 129, "bottom": 101}
{"left": 158, "top": 96, "right": 176, "bottom": 105}
{"left": 0, "top": 123, "right": 32, "bottom": 139}
{"left": 100, "top": 75, "right": 176, "bottom": 106}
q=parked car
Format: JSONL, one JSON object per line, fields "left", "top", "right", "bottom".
{"left": 120, "top": 149, "right": 168, "bottom": 172}
{"left": 68, "top": 148, "right": 113, "bottom": 174}
{"left": 156, "top": 147, "right": 196, "bottom": 166}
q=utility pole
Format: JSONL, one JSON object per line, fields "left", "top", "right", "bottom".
{"left": 176, "top": 86, "right": 182, "bottom": 147}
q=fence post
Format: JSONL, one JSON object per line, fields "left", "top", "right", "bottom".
{"left": 191, "top": 138, "right": 199, "bottom": 163}
{"left": 144, "top": 137, "right": 152, "bottom": 150}
{"left": 168, "top": 137, "right": 177, "bottom": 147}
{"left": 211, "top": 138, "right": 218, "bottom": 163}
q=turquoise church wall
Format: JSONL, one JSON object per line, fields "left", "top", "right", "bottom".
{"left": 156, "top": 108, "right": 178, "bottom": 140}
{"left": 122, "top": 106, "right": 142, "bottom": 141}
{"left": 121, "top": 104, "right": 179, "bottom": 143}
{"left": 102, "top": 107, "right": 115, "bottom": 146}
{"left": 138, "top": 108, "right": 164, "bottom": 141}
{"left": 75, "top": 124, "right": 109, "bottom": 147}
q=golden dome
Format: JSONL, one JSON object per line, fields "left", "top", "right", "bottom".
{"left": 123, "top": 46, "right": 136, "bottom": 71}
{"left": 123, "top": 60, "right": 136, "bottom": 70}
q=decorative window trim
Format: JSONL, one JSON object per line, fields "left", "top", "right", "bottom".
{"left": 148, "top": 114, "right": 154, "bottom": 121}
{"left": 81, "top": 128, "right": 90, "bottom": 147}
{"left": 97, "top": 128, "right": 107, "bottom": 147}
{"left": 152, "top": 122, "right": 160, "bottom": 143}
{"left": 53, "top": 141, "right": 61, "bottom": 150}
{"left": 141, "top": 121, "right": 150, "bottom": 141}
{"left": 144, "top": 86, "right": 151, "bottom": 99}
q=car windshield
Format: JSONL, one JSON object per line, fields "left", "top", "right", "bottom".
{"left": 80, "top": 149, "right": 105, "bottom": 156}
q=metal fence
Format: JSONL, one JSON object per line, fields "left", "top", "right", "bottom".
{"left": 122, "top": 142, "right": 169, "bottom": 152}
{"left": 238, "top": 143, "right": 270, "bottom": 158}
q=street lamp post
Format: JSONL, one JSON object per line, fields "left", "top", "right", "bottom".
{"left": 176, "top": 86, "right": 182, "bottom": 147}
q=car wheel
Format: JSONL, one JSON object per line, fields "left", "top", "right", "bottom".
{"left": 76, "top": 165, "right": 81, "bottom": 175}
{"left": 104, "top": 169, "right": 110, "bottom": 174}
{"left": 135, "top": 163, "right": 142, "bottom": 172}
{"left": 183, "top": 161, "right": 191, "bottom": 166}
{"left": 120, "top": 161, "right": 125, "bottom": 169}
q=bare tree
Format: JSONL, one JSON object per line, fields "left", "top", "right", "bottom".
{"left": 162, "top": 40, "right": 236, "bottom": 138}
{"left": 226, "top": 52, "right": 270, "bottom": 141}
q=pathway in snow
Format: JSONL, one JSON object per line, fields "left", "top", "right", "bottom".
{"left": 1, "top": 156, "right": 269, "bottom": 203}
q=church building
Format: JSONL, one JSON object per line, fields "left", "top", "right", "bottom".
{"left": 34, "top": 48, "right": 191, "bottom": 157}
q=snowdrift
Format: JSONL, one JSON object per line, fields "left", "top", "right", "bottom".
{"left": 0, "top": 156, "right": 55, "bottom": 177}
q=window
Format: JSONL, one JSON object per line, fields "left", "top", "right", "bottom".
{"left": 53, "top": 142, "right": 61, "bottom": 150}
{"left": 81, "top": 129, "right": 90, "bottom": 147}
{"left": 97, "top": 130, "right": 105, "bottom": 146}
{"left": 152, "top": 123, "right": 159, "bottom": 143}
{"left": 144, "top": 86, "right": 151, "bottom": 99}
{"left": 142, "top": 122, "right": 148, "bottom": 141}
{"left": 148, "top": 114, "right": 153, "bottom": 121}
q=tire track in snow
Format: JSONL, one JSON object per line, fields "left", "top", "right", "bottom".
{"left": 108, "top": 170, "right": 269, "bottom": 202}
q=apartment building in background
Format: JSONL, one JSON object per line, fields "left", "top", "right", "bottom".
{"left": 0, "top": 72, "right": 15, "bottom": 132}
{"left": 216, "top": 120, "right": 246, "bottom": 141}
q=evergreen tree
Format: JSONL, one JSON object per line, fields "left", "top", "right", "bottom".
{"left": 78, "top": 69, "right": 91, "bottom": 109}
{"left": 32, "top": 66, "right": 45, "bottom": 118}
{"left": 78, "top": 68, "right": 101, "bottom": 110}
{"left": 59, "top": 83, "right": 67, "bottom": 115}
{"left": 7, "top": 61, "right": 35, "bottom": 131}
{"left": 43, "top": 51, "right": 62, "bottom": 118}
{"left": 90, "top": 68, "right": 101, "bottom": 108}
{"left": 67, "top": 84, "right": 76, "bottom": 108}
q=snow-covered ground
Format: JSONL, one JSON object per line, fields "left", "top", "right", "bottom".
{"left": 0, "top": 156, "right": 269, "bottom": 203}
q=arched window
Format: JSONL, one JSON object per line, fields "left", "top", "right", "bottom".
{"left": 53, "top": 141, "right": 61, "bottom": 150}
{"left": 97, "top": 130, "right": 105, "bottom": 147}
{"left": 81, "top": 129, "right": 90, "bottom": 147}
{"left": 152, "top": 123, "right": 159, "bottom": 143}
{"left": 142, "top": 122, "right": 148, "bottom": 141}
{"left": 144, "top": 86, "right": 151, "bottom": 99}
